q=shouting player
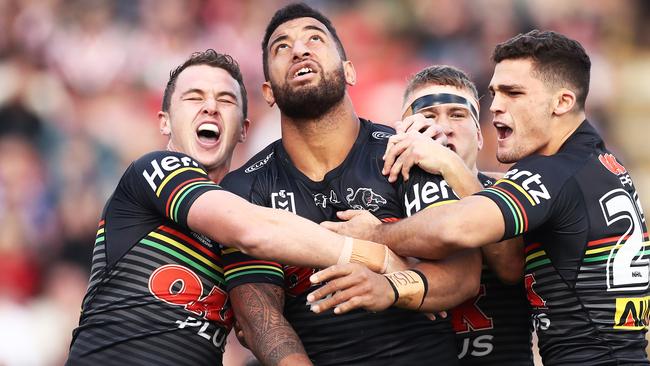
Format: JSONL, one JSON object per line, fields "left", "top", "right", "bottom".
{"left": 312, "top": 65, "right": 533, "bottom": 365}
{"left": 66, "top": 50, "right": 404, "bottom": 365}
{"left": 221, "top": 3, "right": 482, "bottom": 366}
{"left": 323, "top": 30, "right": 650, "bottom": 364}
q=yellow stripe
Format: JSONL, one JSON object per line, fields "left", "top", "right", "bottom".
{"left": 526, "top": 250, "right": 547, "bottom": 263}
{"left": 496, "top": 179, "right": 536, "bottom": 206}
{"left": 222, "top": 248, "right": 241, "bottom": 254}
{"left": 586, "top": 241, "right": 648, "bottom": 256}
{"left": 97, "top": 228, "right": 105, "bottom": 235}
{"left": 225, "top": 265, "right": 284, "bottom": 276}
{"left": 424, "top": 199, "right": 458, "bottom": 210}
{"left": 149, "top": 232, "right": 223, "bottom": 274}
{"left": 156, "top": 167, "right": 206, "bottom": 197}
{"left": 169, "top": 181, "right": 211, "bottom": 218}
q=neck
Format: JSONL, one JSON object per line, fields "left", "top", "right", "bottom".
{"left": 280, "top": 95, "right": 360, "bottom": 181}
{"left": 543, "top": 111, "right": 586, "bottom": 155}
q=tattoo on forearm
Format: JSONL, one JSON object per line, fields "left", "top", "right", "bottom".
{"left": 231, "top": 284, "right": 308, "bottom": 365}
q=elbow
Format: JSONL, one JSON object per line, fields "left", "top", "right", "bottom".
{"left": 495, "top": 260, "right": 524, "bottom": 285}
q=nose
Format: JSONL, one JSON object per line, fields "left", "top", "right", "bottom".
{"left": 489, "top": 93, "right": 504, "bottom": 115}
{"left": 434, "top": 115, "right": 453, "bottom": 136}
{"left": 201, "top": 98, "right": 218, "bottom": 116}
{"left": 292, "top": 39, "right": 311, "bottom": 60}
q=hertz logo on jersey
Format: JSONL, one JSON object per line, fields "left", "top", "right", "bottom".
{"left": 614, "top": 296, "right": 650, "bottom": 330}
{"left": 501, "top": 169, "right": 551, "bottom": 205}
{"left": 142, "top": 155, "right": 202, "bottom": 194}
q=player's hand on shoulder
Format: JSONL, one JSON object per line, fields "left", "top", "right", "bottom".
{"left": 320, "top": 210, "right": 380, "bottom": 241}
{"left": 307, "top": 263, "right": 395, "bottom": 314}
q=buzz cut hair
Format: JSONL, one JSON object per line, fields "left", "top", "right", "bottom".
{"left": 404, "top": 65, "right": 479, "bottom": 103}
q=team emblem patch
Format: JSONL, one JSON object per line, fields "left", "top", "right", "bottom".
{"left": 346, "top": 187, "right": 386, "bottom": 212}
{"left": 271, "top": 190, "right": 296, "bottom": 213}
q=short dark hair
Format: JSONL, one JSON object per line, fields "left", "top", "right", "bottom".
{"left": 162, "top": 49, "right": 248, "bottom": 118}
{"left": 492, "top": 30, "right": 591, "bottom": 110}
{"left": 261, "top": 3, "right": 347, "bottom": 81}
{"left": 404, "top": 65, "right": 479, "bottom": 102}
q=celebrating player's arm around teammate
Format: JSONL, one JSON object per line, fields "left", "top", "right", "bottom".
{"left": 322, "top": 30, "right": 650, "bottom": 365}
{"left": 313, "top": 65, "right": 533, "bottom": 365}
{"left": 65, "top": 50, "right": 403, "bottom": 366}
{"left": 221, "top": 3, "right": 481, "bottom": 366}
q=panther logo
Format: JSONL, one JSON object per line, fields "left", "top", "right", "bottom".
{"left": 346, "top": 188, "right": 387, "bottom": 212}
{"left": 313, "top": 190, "right": 340, "bottom": 208}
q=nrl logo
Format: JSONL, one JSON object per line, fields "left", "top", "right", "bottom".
{"left": 314, "top": 190, "right": 340, "bottom": 208}
{"left": 271, "top": 190, "right": 296, "bottom": 213}
{"left": 346, "top": 187, "right": 387, "bottom": 212}
{"left": 245, "top": 152, "right": 274, "bottom": 173}
{"left": 372, "top": 131, "right": 393, "bottom": 140}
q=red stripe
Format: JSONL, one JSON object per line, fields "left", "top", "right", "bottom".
{"left": 381, "top": 217, "right": 400, "bottom": 223}
{"left": 525, "top": 242, "right": 542, "bottom": 254}
{"left": 98, "top": 220, "right": 105, "bottom": 227}
{"left": 158, "top": 225, "right": 219, "bottom": 261}
{"left": 224, "top": 260, "right": 282, "bottom": 271}
{"left": 588, "top": 232, "right": 649, "bottom": 247}
{"left": 493, "top": 186, "right": 529, "bottom": 232}
{"left": 165, "top": 177, "right": 209, "bottom": 217}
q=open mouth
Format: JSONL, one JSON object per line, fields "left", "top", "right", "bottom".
{"left": 494, "top": 122, "right": 513, "bottom": 140}
{"left": 293, "top": 66, "right": 315, "bottom": 79}
{"left": 197, "top": 123, "right": 220, "bottom": 144}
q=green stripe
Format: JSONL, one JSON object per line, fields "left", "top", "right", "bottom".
{"left": 225, "top": 270, "right": 285, "bottom": 281}
{"left": 584, "top": 249, "right": 650, "bottom": 264}
{"left": 172, "top": 183, "right": 215, "bottom": 222}
{"left": 95, "top": 235, "right": 105, "bottom": 245}
{"left": 485, "top": 188, "right": 521, "bottom": 235}
{"left": 526, "top": 258, "right": 551, "bottom": 270}
{"left": 140, "top": 238, "right": 223, "bottom": 284}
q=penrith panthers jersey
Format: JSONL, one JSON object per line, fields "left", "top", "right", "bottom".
{"left": 67, "top": 151, "right": 230, "bottom": 366}
{"left": 221, "top": 119, "right": 458, "bottom": 366}
{"left": 476, "top": 121, "right": 649, "bottom": 365}
{"left": 402, "top": 171, "right": 532, "bottom": 365}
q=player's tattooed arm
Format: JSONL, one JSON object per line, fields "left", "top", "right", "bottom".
{"left": 230, "top": 283, "right": 312, "bottom": 366}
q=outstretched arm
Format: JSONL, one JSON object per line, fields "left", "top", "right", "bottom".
{"left": 230, "top": 284, "right": 311, "bottom": 366}
{"left": 187, "top": 190, "right": 406, "bottom": 272}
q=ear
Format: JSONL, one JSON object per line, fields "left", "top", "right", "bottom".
{"left": 343, "top": 60, "right": 356, "bottom": 86}
{"left": 476, "top": 126, "right": 484, "bottom": 151}
{"left": 262, "top": 81, "right": 275, "bottom": 107}
{"left": 239, "top": 118, "right": 251, "bottom": 143}
{"left": 553, "top": 88, "right": 576, "bottom": 116}
{"left": 158, "top": 111, "right": 171, "bottom": 136}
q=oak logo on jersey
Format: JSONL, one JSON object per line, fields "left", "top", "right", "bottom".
{"left": 148, "top": 264, "right": 233, "bottom": 327}
{"left": 284, "top": 266, "right": 317, "bottom": 297}
{"left": 614, "top": 296, "right": 650, "bottom": 330}
{"left": 599, "top": 154, "right": 627, "bottom": 176}
{"left": 245, "top": 152, "right": 274, "bottom": 173}
{"left": 346, "top": 188, "right": 386, "bottom": 212}
{"left": 404, "top": 180, "right": 454, "bottom": 217}
{"left": 272, "top": 190, "right": 296, "bottom": 213}
{"left": 314, "top": 190, "right": 340, "bottom": 208}
{"left": 451, "top": 285, "right": 493, "bottom": 333}
{"left": 502, "top": 169, "right": 551, "bottom": 205}
{"left": 142, "top": 155, "right": 202, "bottom": 193}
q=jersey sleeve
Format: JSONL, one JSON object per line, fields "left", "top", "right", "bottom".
{"left": 474, "top": 155, "right": 572, "bottom": 240}
{"left": 398, "top": 167, "right": 460, "bottom": 217}
{"left": 220, "top": 168, "right": 285, "bottom": 291}
{"left": 125, "top": 151, "right": 222, "bottom": 229}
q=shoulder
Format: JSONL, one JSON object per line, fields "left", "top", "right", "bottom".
{"left": 362, "top": 119, "right": 396, "bottom": 143}
{"left": 222, "top": 141, "right": 279, "bottom": 197}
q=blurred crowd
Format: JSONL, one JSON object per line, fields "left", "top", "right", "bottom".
{"left": 0, "top": 0, "right": 648, "bottom": 365}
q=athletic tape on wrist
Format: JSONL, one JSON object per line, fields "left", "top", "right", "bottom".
{"left": 337, "top": 236, "right": 353, "bottom": 265}
{"left": 384, "top": 270, "right": 428, "bottom": 310}
{"left": 349, "top": 239, "right": 389, "bottom": 273}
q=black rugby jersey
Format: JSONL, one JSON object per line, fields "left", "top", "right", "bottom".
{"left": 402, "top": 171, "right": 532, "bottom": 365}
{"left": 67, "top": 151, "right": 231, "bottom": 366}
{"left": 476, "top": 121, "right": 649, "bottom": 365}
{"left": 221, "top": 119, "right": 458, "bottom": 366}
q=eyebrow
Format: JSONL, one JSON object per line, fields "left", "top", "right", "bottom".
{"left": 180, "top": 88, "right": 238, "bottom": 102}
{"left": 488, "top": 84, "right": 526, "bottom": 93}
{"left": 268, "top": 24, "right": 329, "bottom": 51}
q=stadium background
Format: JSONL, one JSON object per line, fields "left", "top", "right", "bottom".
{"left": 0, "top": 0, "right": 648, "bottom": 364}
